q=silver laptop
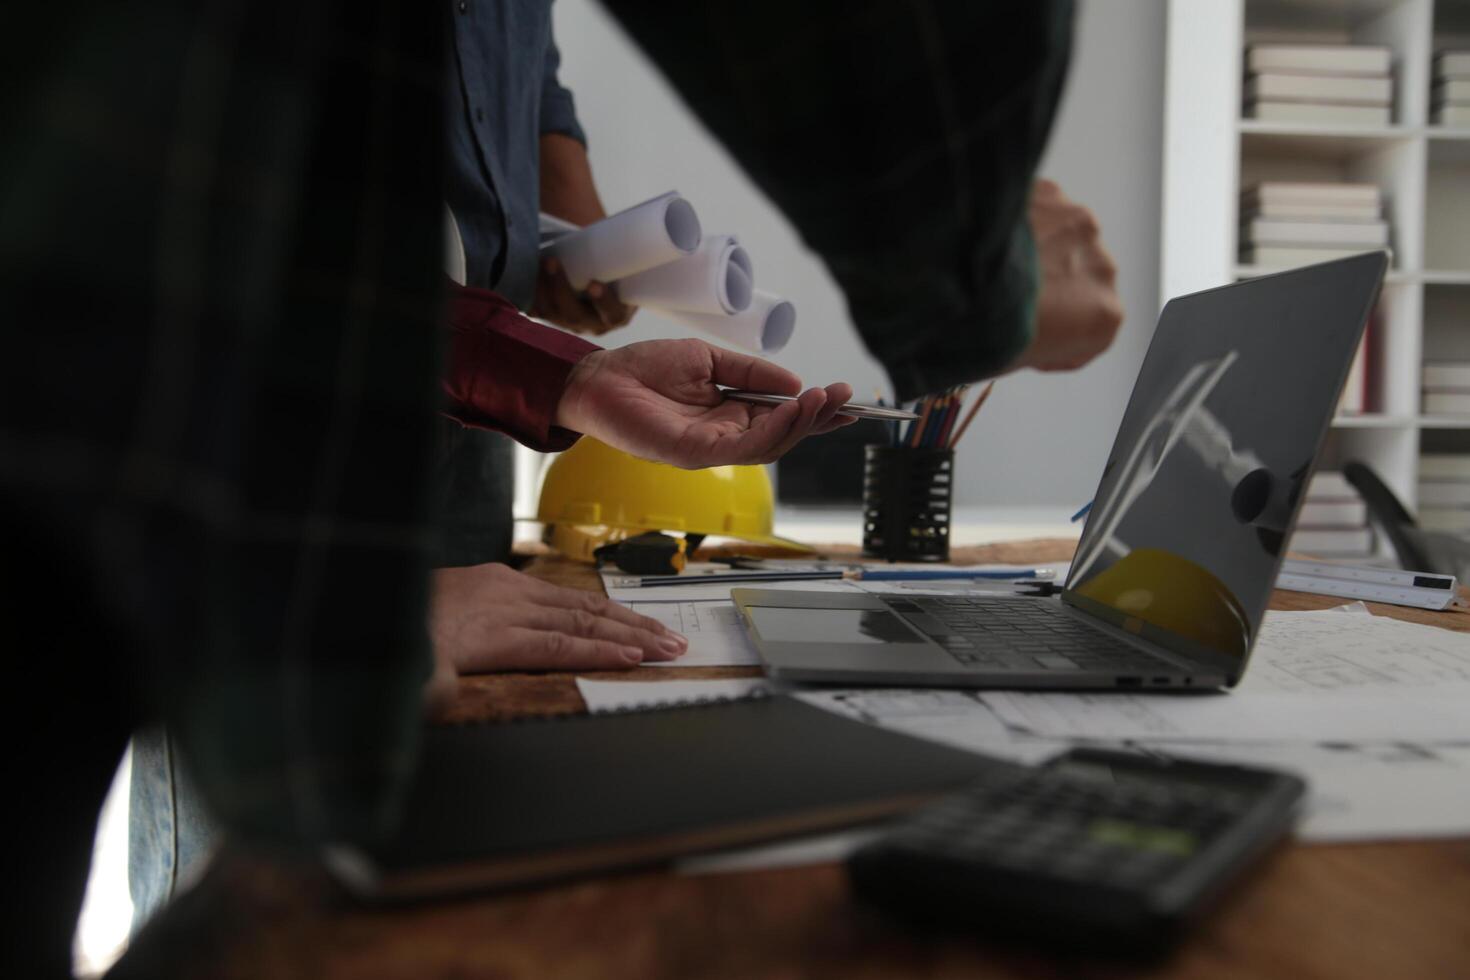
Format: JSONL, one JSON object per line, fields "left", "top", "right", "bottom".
{"left": 733, "top": 253, "right": 1388, "bottom": 691}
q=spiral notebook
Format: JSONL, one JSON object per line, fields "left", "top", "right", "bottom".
{"left": 327, "top": 694, "right": 1008, "bottom": 901}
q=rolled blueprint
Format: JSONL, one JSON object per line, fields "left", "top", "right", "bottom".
{"left": 541, "top": 191, "right": 702, "bottom": 289}
{"left": 616, "top": 235, "right": 754, "bottom": 316}
{"left": 675, "top": 290, "right": 796, "bottom": 355}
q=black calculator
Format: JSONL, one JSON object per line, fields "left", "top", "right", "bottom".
{"left": 848, "top": 747, "right": 1306, "bottom": 954}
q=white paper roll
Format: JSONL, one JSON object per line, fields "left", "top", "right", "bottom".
{"left": 674, "top": 291, "right": 796, "bottom": 355}
{"left": 541, "top": 191, "right": 702, "bottom": 289}
{"left": 615, "top": 235, "right": 754, "bottom": 315}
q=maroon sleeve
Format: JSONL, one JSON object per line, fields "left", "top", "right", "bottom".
{"left": 443, "top": 283, "right": 601, "bottom": 452}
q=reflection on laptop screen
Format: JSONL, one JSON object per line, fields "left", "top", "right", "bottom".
{"left": 1065, "top": 254, "right": 1385, "bottom": 665}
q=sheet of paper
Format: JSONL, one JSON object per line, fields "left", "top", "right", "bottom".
{"left": 574, "top": 679, "right": 1470, "bottom": 845}
{"left": 796, "top": 688, "right": 1063, "bottom": 765}
{"left": 981, "top": 688, "right": 1470, "bottom": 742}
{"left": 576, "top": 677, "right": 776, "bottom": 713}
{"left": 1240, "top": 607, "right": 1470, "bottom": 695}
{"left": 1133, "top": 740, "right": 1470, "bottom": 842}
{"left": 617, "top": 234, "right": 753, "bottom": 316}
{"left": 624, "top": 600, "right": 763, "bottom": 667}
{"left": 674, "top": 290, "right": 796, "bottom": 354}
{"left": 601, "top": 567, "right": 858, "bottom": 603}
{"left": 976, "top": 607, "right": 1470, "bottom": 743}
{"left": 540, "top": 191, "right": 702, "bottom": 287}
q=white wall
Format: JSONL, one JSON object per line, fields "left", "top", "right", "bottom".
{"left": 553, "top": 0, "right": 1168, "bottom": 508}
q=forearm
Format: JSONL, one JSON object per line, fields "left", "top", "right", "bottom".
{"left": 539, "top": 132, "right": 607, "bottom": 227}
{"left": 443, "top": 283, "right": 600, "bottom": 451}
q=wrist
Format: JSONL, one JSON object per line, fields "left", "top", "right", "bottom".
{"left": 555, "top": 349, "right": 606, "bottom": 433}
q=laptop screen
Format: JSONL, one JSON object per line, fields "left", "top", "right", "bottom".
{"left": 1064, "top": 253, "right": 1386, "bottom": 673}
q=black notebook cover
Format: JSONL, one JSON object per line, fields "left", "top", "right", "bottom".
{"left": 330, "top": 694, "right": 1010, "bottom": 900}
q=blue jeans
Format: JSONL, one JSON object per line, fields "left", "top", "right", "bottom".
{"left": 127, "top": 726, "right": 218, "bottom": 933}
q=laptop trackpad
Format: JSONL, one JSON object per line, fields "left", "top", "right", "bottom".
{"left": 744, "top": 606, "right": 926, "bottom": 645}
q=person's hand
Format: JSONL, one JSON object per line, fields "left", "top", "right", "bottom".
{"left": 555, "top": 338, "right": 856, "bottom": 468}
{"left": 427, "top": 563, "right": 688, "bottom": 689}
{"left": 1011, "top": 179, "right": 1123, "bottom": 372}
{"left": 531, "top": 255, "right": 636, "bottom": 336}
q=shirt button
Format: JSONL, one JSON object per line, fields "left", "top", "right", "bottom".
{"left": 457, "top": 1, "right": 467, "bottom": 12}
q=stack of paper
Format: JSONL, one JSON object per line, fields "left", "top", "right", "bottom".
{"left": 1433, "top": 51, "right": 1470, "bottom": 127}
{"left": 540, "top": 193, "right": 796, "bottom": 354}
{"left": 1244, "top": 44, "right": 1393, "bottom": 126}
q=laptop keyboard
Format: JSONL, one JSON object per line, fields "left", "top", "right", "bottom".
{"left": 887, "top": 597, "right": 1182, "bottom": 674}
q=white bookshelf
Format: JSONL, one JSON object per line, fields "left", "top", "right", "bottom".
{"left": 1163, "top": 0, "right": 1470, "bottom": 557}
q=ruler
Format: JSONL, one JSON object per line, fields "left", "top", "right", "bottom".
{"left": 1276, "top": 559, "right": 1468, "bottom": 611}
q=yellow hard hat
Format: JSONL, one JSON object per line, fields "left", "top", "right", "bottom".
{"left": 537, "top": 438, "right": 811, "bottom": 562}
{"left": 1074, "top": 547, "right": 1251, "bottom": 658}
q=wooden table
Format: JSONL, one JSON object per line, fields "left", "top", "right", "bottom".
{"left": 116, "top": 540, "right": 1470, "bottom": 980}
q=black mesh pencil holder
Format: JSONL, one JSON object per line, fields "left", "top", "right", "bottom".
{"left": 861, "top": 446, "right": 953, "bottom": 562}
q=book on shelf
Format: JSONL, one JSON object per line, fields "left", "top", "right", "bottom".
{"left": 1433, "top": 105, "right": 1470, "bottom": 127}
{"left": 1297, "top": 470, "right": 1370, "bottom": 549}
{"left": 1422, "top": 392, "right": 1470, "bottom": 416}
{"left": 1241, "top": 182, "right": 1381, "bottom": 208}
{"left": 1241, "top": 200, "right": 1381, "bottom": 221}
{"left": 1244, "top": 102, "right": 1391, "bottom": 126}
{"left": 1422, "top": 362, "right": 1470, "bottom": 389}
{"left": 1433, "top": 78, "right": 1470, "bottom": 104}
{"left": 1244, "top": 73, "right": 1391, "bottom": 105}
{"left": 1240, "top": 245, "right": 1380, "bottom": 268}
{"left": 1306, "top": 470, "right": 1356, "bottom": 500}
{"left": 1421, "top": 454, "right": 1470, "bottom": 480}
{"left": 1337, "top": 333, "right": 1370, "bottom": 415}
{"left": 1247, "top": 44, "right": 1391, "bottom": 77}
{"left": 1297, "top": 500, "right": 1368, "bottom": 526}
{"left": 1417, "top": 509, "right": 1470, "bottom": 534}
{"left": 1419, "top": 482, "right": 1470, "bottom": 507}
{"left": 1241, "top": 218, "right": 1388, "bottom": 247}
{"left": 1289, "top": 527, "right": 1375, "bottom": 556}
{"left": 1436, "top": 51, "right": 1470, "bottom": 80}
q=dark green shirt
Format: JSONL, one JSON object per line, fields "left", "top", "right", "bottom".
{"left": 601, "top": 0, "right": 1074, "bottom": 401}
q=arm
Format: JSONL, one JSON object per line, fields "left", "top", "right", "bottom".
{"left": 533, "top": 134, "right": 636, "bottom": 332}
{"left": 443, "top": 283, "right": 854, "bottom": 467}
{"left": 1011, "top": 179, "right": 1123, "bottom": 373}
{"left": 444, "top": 283, "right": 599, "bottom": 451}
{"left": 530, "top": 28, "right": 633, "bottom": 333}
{"left": 596, "top": 1, "right": 1078, "bottom": 399}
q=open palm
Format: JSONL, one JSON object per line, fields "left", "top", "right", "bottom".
{"left": 555, "top": 339, "right": 854, "bottom": 468}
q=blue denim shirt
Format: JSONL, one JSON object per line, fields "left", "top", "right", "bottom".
{"left": 435, "top": 0, "right": 585, "bottom": 569}
{"left": 447, "top": 0, "right": 585, "bottom": 306}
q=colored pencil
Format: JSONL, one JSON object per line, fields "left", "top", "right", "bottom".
{"left": 936, "top": 385, "right": 969, "bottom": 447}
{"left": 907, "top": 396, "right": 936, "bottom": 448}
{"left": 947, "top": 380, "right": 995, "bottom": 448}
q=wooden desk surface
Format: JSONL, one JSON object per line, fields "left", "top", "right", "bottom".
{"left": 119, "top": 541, "right": 1470, "bottom": 980}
